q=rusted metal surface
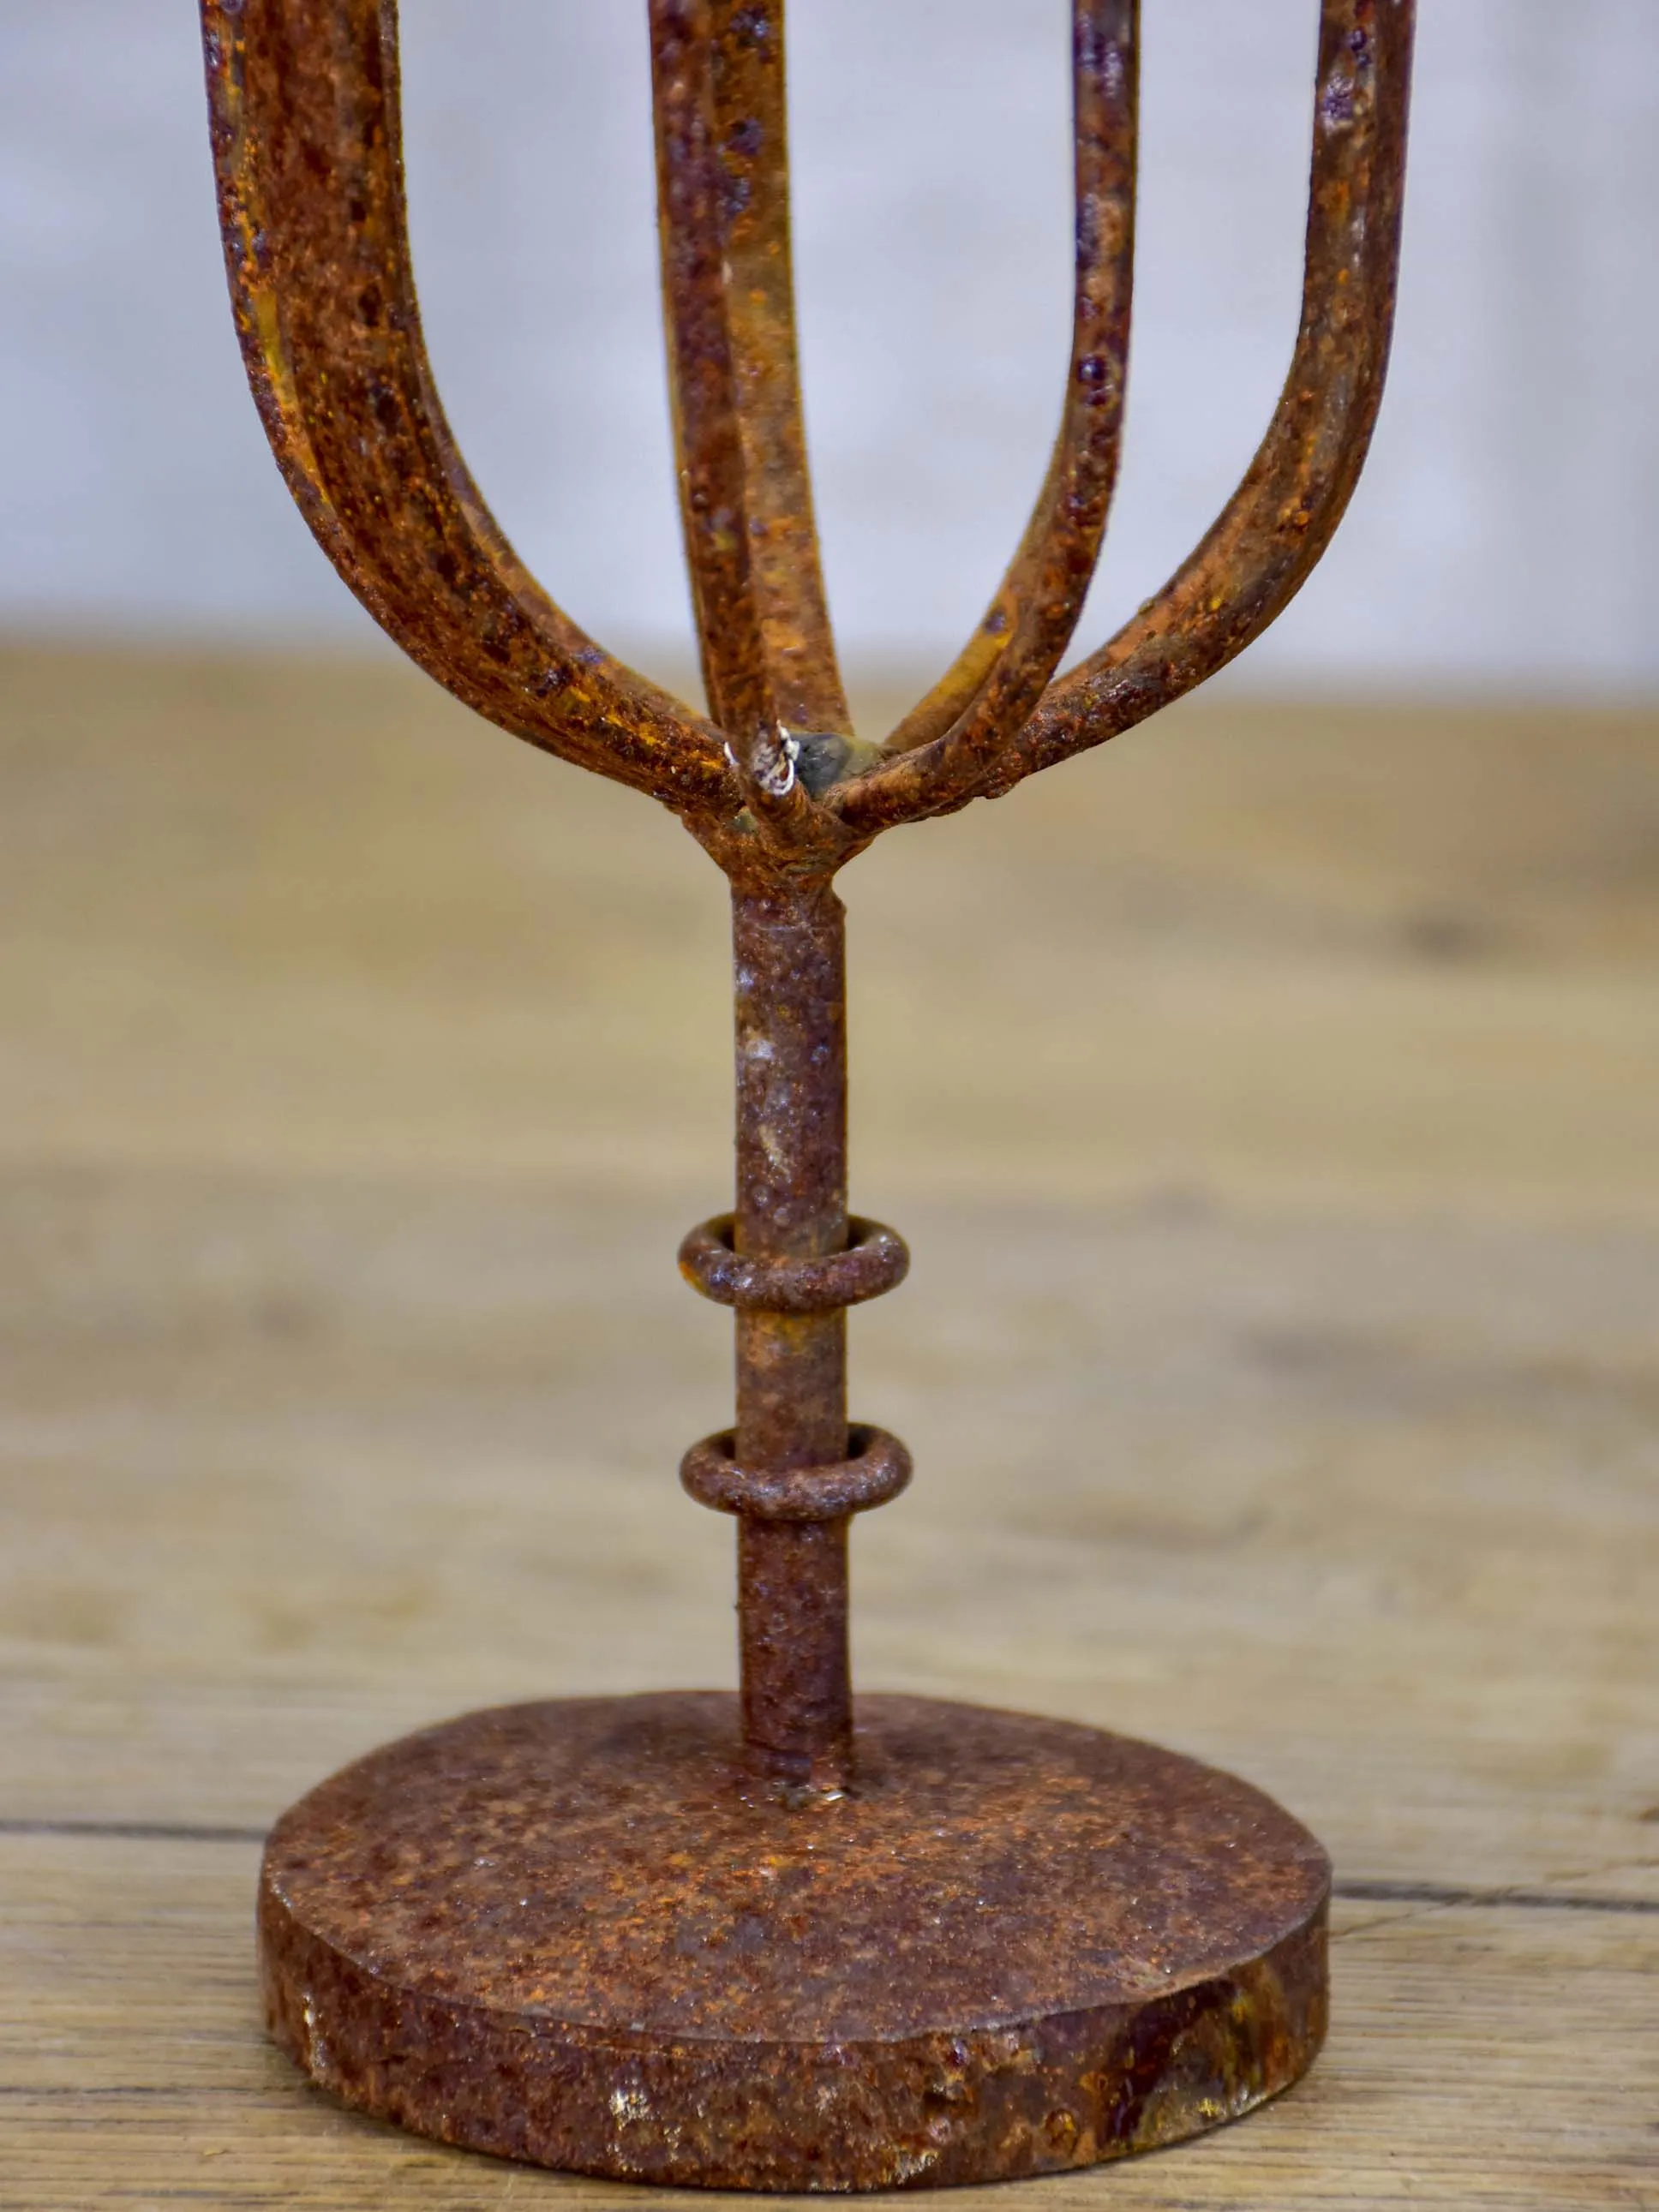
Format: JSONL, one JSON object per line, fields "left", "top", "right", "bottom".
{"left": 651, "top": 0, "right": 854, "bottom": 763}
{"left": 680, "top": 1422, "right": 912, "bottom": 1521}
{"left": 261, "top": 1694, "right": 1331, "bottom": 2191}
{"left": 678, "top": 1211, "right": 908, "bottom": 1313}
{"left": 878, "top": 0, "right": 1139, "bottom": 776}
{"left": 725, "top": 882, "right": 858, "bottom": 1786}
{"left": 936, "top": 0, "right": 1415, "bottom": 817}
{"left": 201, "top": 0, "right": 1410, "bottom": 849}
{"left": 200, "top": 0, "right": 733, "bottom": 814}
{"left": 201, "top": 0, "right": 1411, "bottom": 2185}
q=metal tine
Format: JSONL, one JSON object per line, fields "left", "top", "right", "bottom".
{"left": 874, "top": 0, "right": 1139, "bottom": 784}
{"left": 651, "top": 0, "right": 854, "bottom": 828}
{"left": 837, "top": 0, "right": 1415, "bottom": 833}
{"left": 201, "top": 0, "right": 733, "bottom": 814}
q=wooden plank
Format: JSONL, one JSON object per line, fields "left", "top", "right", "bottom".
{"left": 1, "top": 1169, "right": 1655, "bottom": 1893}
{"left": 1, "top": 646, "right": 1656, "bottom": 1216}
{"left": 0, "top": 648, "right": 1655, "bottom": 2203}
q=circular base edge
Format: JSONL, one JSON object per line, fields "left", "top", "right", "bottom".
{"left": 258, "top": 1694, "right": 1329, "bottom": 2191}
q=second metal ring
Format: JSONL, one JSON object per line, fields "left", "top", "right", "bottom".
{"left": 680, "top": 1425, "right": 913, "bottom": 1522}
{"left": 678, "top": 1213, "right": 909, "bottom": 1313}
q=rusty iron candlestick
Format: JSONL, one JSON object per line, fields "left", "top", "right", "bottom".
{"left": 201, "top": 0, "right": 1413, "bottom": 2190}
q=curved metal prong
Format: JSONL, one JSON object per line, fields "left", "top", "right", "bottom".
{"left": 870, "top": 0, "right": 1139, "bottom": 789}
{"left": 200, "top": 0, "right": 733, "bottom": 812}
{"left": 836, "top": 0, "right": 1413, "bottom": 832}
{"left": 651, "top": 0, "right": 854, "bottom": 819}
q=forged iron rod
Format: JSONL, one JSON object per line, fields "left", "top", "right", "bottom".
{"left": 843, "top": 0, "right": 1413, "bottom": 826}
{"left": 879, "top": 0, "right": 1139, "bottom": 778}
{"left": 202, "top": 0, "right": 1414, "bottom": 1789}
{"left": 650, "top": 0, "right": 854, "bottom": 771}
{"left": 728, "top": 886, "right": 853, "bottom": 1786}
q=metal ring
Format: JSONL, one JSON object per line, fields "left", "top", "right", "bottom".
{"left": 680, "top": 1425, "right": 912, "bottom": 1523}
{"left": 678, "top": 1214, "right": 909, "bottom": 1314}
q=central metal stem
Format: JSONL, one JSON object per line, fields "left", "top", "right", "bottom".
{"left": 731, "top": 882, "right": 852, "bottom": 1788}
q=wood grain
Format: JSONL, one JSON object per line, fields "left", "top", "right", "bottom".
{"left": 0, "top": 646, "right": 1654, "bottom": 2205}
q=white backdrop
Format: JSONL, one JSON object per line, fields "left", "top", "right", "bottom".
{"left": 1, "top": 2, "right": 1655, "bottom": 694}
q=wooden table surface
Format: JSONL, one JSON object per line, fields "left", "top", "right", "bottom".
{"left": 2, "top": 645, "right": 1656, "bottom": 2208}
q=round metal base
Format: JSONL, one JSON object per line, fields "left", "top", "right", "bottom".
{"left": 260, "top": 1693, "right": 1329, "bottom": 2191}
